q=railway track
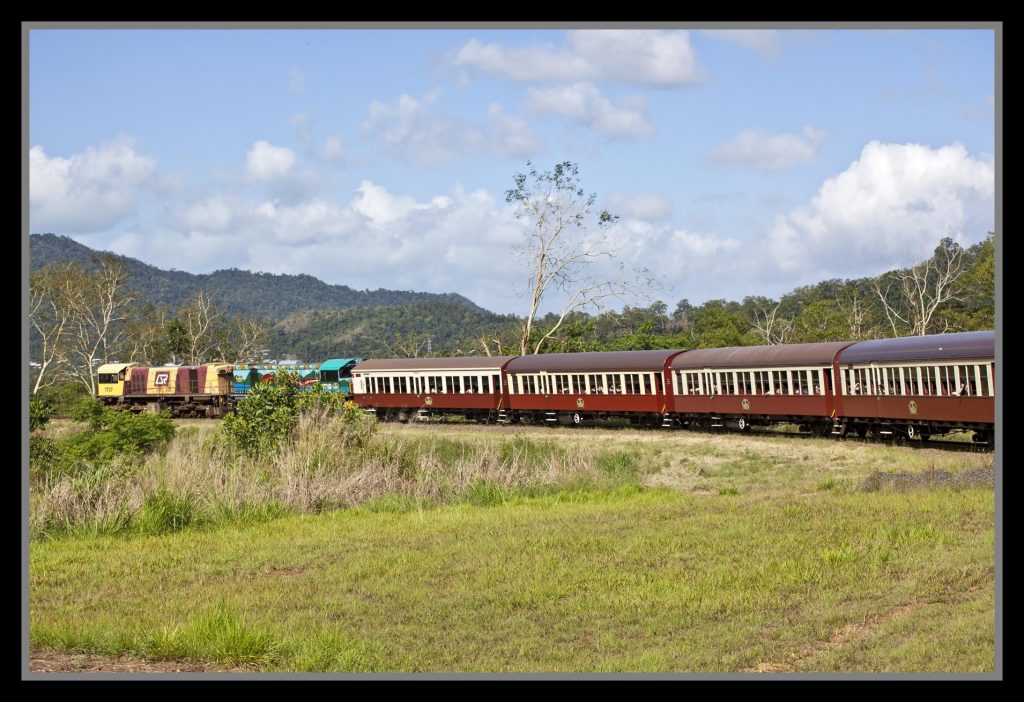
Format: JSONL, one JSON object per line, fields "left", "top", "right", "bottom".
{"left": 372, "top": 416, "right": 994, "bottom": 452}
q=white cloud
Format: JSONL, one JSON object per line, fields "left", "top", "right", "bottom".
{"left": 245, "top": 140, "right": 297, "bottom": 180}
{"left": 699, "top": 30, "right": 781, "bottom": 58}
{"left": 363, "top": 92, "right": 540, "bottom": 167}
{"left": 176, "top": 195, "right": 236, "bottom": 232}
{"left": 711, "top": 126, "right": 827, "bottom": 171}
{"left": 322, "top": 135, "right": 347, "bottom": 162}
{"left": 289, "top": 68, "right": 306, "bottom": 94}
{"left": 29, "top": 136, "right": 158, "bottom": 234}
{"left": 453, "top": 30, "right": 705, "bottom": 87}
{"left": 526, "top": 83, "right": 654, "bottom": 139}
{"left": 606, "top": 192, "right": 673, "bottom": 222}
{"left": 350, "top": 181, "right": 418, "bottom": 226}
{"left": 761, "top": 141, "right": 995, "bottom": 277}
{"left": 486, "top": 103, "right": 544, "bottom": 158}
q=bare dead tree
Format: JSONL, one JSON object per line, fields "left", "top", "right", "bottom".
{"left": 64, "top": 256, "right": 135, "bottom": 395}
{"left": 836, "top": 287, "right": 878, "bottom": 340}
{"left": 123, "top": 304, "right": 172, "bottom": 365}
{"left": 748, "top": 297, "right": 794, "bottom": 345}
{"left": 29, "top": 264, "right": 75, "bottom": 393}
{"left": 180, "top": 290, "right": 221, "bottom": 364}
{"left": 506, "top": 161, "right": 655, "bottom": 355}
{"left": 873, "top": 238, "right": 966, "bottom": 336}
{"left": 214, "top": 314, "right": 269, "bottom": 364}
{"left": 383, "top": 333, "right": 429, "bottom": 358}
{"left": 477, "top": 334, "right": 508, "bottom": 357}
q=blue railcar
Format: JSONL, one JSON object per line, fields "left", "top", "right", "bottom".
{"left": 318, "top": 358, "right": 363, "bottom": 395}
{"left": 231, "top": 362, "right": 321, "bottom": 399}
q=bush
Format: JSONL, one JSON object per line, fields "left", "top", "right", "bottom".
{"left": 223, "top": 374, "right": 366, "bottom": 458}
{"left": 30, "top": 395, "right": 54, "bottom": 432}
{"left": 35, "top": 382, "right": 90, "bottom": 416}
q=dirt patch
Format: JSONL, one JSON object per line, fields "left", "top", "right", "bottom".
{"left": 740, "top": 602, "right": 920, "bottom": 673}
{"left": 264, "top": 566, "right": 306, "bottom": 577}
{"left": 29, "top": 647, "right": 251, "bottom": 673}
{"left": 859, "top": 466, "right": 995, "bottom": 492}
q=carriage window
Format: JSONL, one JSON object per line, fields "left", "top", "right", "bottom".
{"left": 572, "top": 374, "right": 584, "bottom": 395}
{"left": 752, "top": 371, "right": 767, "bottom": 395}
{"left": 978, "top": 366, "right": 990, "bottom": 397}
{"left": 791, "top": 370, "right": 805, "bottom": 395}
{"left": 769, "top": 370, "right": 784, "bottom": 395}
{"left": 525, "top": 376, "right": 536, "bottom": 394}
{"left": 655, "top": 373, "right": 663, "bottom": 394}
{"left": 736, "top": 372, "right": 749, "bottom": 395}
{"left": 955, "top": 365, "right": 975, "bottom": 396}
{"left": 444, "top": 376, "right": 454, "bottom": 394}
{"left": 938, "top": 366, "right": 953, "bottom": 396}
{"left": 397, "top": 377, "right": 407, "bottom": 394}
{"left": 643, "top": 374, "right": 653, "bottom": 395}
{"left": 480, "top": 376, "right": 489, "bottom": 394}
{"left": 686, "top": 372, "right": 699, "bottom": 394}
{"left": 623, "top": 374, "right": 634, "bottom": 394}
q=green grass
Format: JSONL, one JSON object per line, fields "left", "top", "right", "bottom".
{"left": 29, "top": 420, "right": 995, "bottom": 672}
{"left": 30, "top": 487, "right": 994, "bottom": 673}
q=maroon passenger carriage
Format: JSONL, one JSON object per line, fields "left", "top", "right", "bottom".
{"left": 350, "top": 356, "right": 517, "bottom": 422}
{"left": 503, "top": 350, "right": 685, "bottom": 425}
{"left": 834, "top": 330, "right": 995, "bottom": 443}
{"left": 348, "top": 330, "right": 994, "bottom": 442}
{"left": 667, "top": 341, "right": 853, "bottom": 434}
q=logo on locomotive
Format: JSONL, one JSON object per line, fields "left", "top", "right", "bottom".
{"left": 154, "top": 372, "right": 170, "bottom": 387}
{"left": 576, "top": 398, "right": 585, "bottom": 408}
{"left": 741, "top": 398, "right": 750, "bottom": 410}
{"left": 908, "top": 400, "right": 918, "bottom": 415}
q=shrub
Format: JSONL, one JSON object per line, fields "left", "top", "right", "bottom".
{"left": 30, "top": 395, "right": 54, "bottom": 432}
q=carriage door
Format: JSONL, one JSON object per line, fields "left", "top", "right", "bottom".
{"left": 189, "top": 368, "right": 199, "bottom": 395}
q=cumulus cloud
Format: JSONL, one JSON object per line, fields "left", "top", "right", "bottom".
{"left": 526, "top": 83, "right": 654, "bottom": 139}
{"left": 711, "top": 126, "right": 827, "bottom": 171}
{"left": 291, "top": 113, "right": 349, "bottom": 166}
{"left": 605, "top": 192, "right": 673, "bottom": 222}
{"left": 29, "top": 136, "right": 159, "bottom": 234}
{"left": 760, "top": 141, "right": 994, "bottom": 277}
{"left": 486, "top": 103, "right": 544, "bottom": 158}
{"left": 363, "top": 92, "right": 541, "bottom": 167}
{"left": 453, "top": 30, "right": 705, "bottom": 87}
{"left": 245, "top": 140, "right": 297, "bottom": 180}
{"left": 699, "top": 29, "right": 781, "bottom": 58}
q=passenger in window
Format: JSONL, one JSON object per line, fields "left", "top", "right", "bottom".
{"left": 959, "top": 383, "right": 969, "bottom": 396}
{"left": 852, "top": 382, "right": 861, "bottom": 395}
{"left": 814, "top": 384, "right": 821, "bottom": 395}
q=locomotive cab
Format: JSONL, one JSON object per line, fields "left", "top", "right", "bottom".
{"left": 96, "top": 363, "right": 136, "bottom": 402}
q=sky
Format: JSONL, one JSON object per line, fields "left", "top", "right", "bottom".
{"left": 27, "top": 26, "right": 997, "bottom": 316}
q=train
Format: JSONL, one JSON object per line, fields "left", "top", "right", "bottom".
{"left": 96, "top": 357, "right": 362, "bottom": 417}
{"left": 349, "top": 331, "right": 996, "bottom": 444}
{"left": 94, "top": 331, "right": 995, "bottom": 444}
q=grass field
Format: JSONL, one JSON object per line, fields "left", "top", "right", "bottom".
{"left": 28, "top": 421, "right": 997, "bottom": 673}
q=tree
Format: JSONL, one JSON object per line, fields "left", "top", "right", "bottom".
{"left": 505, "top": 161, "right": 655, "bottom": 354}
{"left": 29, "top": 263, "right": 76, "bottom": 393}
{"left": 178, "top": 290, "right": 221, "bottom": 364}
{"left": 63, "top": 256, "right": 135, "bottom": 395}
{"left": 743, "top": 296, "right": 794, "bottom": 345}
{"left": 873, "top": 237, "right": 967, "bottom": 336}
{"left": 216, "top": 314, "right": 270, "bottom": 363}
